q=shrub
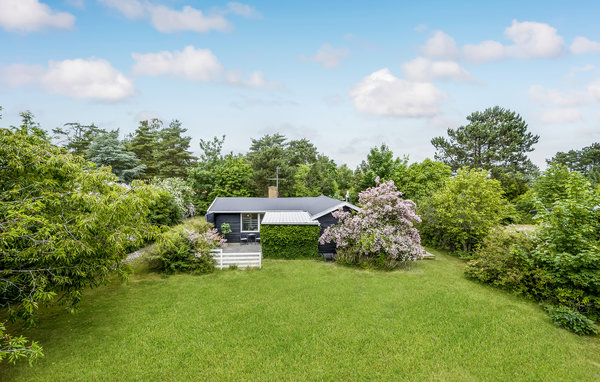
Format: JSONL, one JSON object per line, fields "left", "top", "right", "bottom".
{"left": 147, "top": 189, "right": 182, "bottom": 226}
{"left": 420, "top": 168, "right": 510, "bottom": 252}
{"left": 261, "top": 225, "right": 320, "bottom": 259}
{"left": 465, "top": 226, "right": 551, "bottom": 299}
{"left": 320, "top": 178, "right": 424, "bottom": 269}
{"left": 151, "top": 177, "right": 196, "bottom": 218}
{"left": 544, "top": 305, "right": 598, "bottom": 335}
{"left": 220, "top": 223, "right": 232, "bottom": 235}
{"left": 148, "top": 219, "right": 224, "bottom": 274}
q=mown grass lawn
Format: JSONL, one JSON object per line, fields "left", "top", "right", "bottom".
{"left": 2, "top": 249, "right": 599, "bottom": 381}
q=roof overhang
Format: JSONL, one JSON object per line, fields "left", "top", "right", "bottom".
{"left": 310, "top": 201, "right": 360, "bottom": 220}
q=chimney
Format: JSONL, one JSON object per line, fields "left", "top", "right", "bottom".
{"left": 268, "top": 186, "right": 278, "bottom": 198}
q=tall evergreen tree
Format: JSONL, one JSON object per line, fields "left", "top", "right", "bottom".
{"left": 246, "top": 133, "right": 294, "bottom": 196}
{"left": 548, "top": 143, "right": 600, "bottom": 185}
{"left": 155, "top": 120, "right": 197, "bottom": 178}
{"left": 86, "top": 130, "right": 145, "bottom": 183}
{"left": 126, "top": 119, "right": 161, "bottom": 179}
{"left": 431, "top": 106, "right": 539, "bottom": 177}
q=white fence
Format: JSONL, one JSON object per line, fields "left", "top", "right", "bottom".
{"left": 210, "top": 249, "right": 262, "bottom": 269}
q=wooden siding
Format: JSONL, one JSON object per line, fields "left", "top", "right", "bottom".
{"left": 316, "top": 206, "right": 352, "bottom": 253}
{"left": 215, "top": 213, "right": 242, "bottom": 242}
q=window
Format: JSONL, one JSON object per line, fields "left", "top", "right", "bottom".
{"left": 241, "top": 213, "right": 263, "bottom": 232}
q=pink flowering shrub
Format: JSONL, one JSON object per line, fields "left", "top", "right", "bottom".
{"left": 320, "top": 178, "right": 424, "bottom": 268}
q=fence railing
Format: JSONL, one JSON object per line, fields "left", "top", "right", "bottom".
{"left": 210, "top": 249, "right": 262, "bottom": 269}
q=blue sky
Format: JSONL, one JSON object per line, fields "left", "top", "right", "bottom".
{"left": 1, "top": 0, "right": 599, "bottom": 168}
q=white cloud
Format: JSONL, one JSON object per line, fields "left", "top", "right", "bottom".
{"left": 98, "top": 1, "right": 247, "bottom": 33}
{"left": 420, "top": 31, "right": 459, "bottom": 60}
{"left": 403, "top": 57, "right": 473, "bottom": 82}
{"left": 463, "top": 20, "right": 564, "bottom": 63}
{"left": 42, "top": 58, "right": 135, "bottom": 101}
{"left": 1, "top": 63, "right": 45, "bottom": 86}
{"left": 132, "top": 46, "right": 278, "bottom": 89}
{"left": 98, "top": 0, "right": 145, "bottom": 19}
{"left": 540, "top": 108, "right": 582, "bottom": 124}
{"left": 0, "top": 0, "right": 75, "bottom": 32}
{"left": 349, "top": 68, "right": 445, "bottom": 117}
{"left": 227, "top": 2, "right": 261, "bottom": 18}
{"left": 226, "top": 70, "right": 281, "bottom": 89}
{"left": 132, "top": 46, "right": 224, "bottom": 81}
{"left": 147, "top": 5, "right": 230, "bottom": 33}
{"left": 2, "top": 58, "right": 135, "bottom": 101}
{"left": 570, "top": 36, "right": 600, "bottom": 55}
{"left": 463, "top": 40, "right": 505, "bottom": 63}
{"left": 528, "top": 85, "right": 588, "bottom": 107}
{"left": 302, "top": 44, "right": 350, "bottom": 68}
{"left": 589, "top": 78, "right": 600, "bottom": 101}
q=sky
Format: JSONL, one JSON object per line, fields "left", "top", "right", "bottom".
{"left": 1, "top": 0, "right": 599, "bottom": 169}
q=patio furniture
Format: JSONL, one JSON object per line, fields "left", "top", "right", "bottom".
{"left": 322, "top": 253, "right": 335, "bottom": 262}
{"left": 240, "top": 234, "right": 248, "bottom": 245}
{"left": 248, "top": 233, "right": 256, "bottom": 243}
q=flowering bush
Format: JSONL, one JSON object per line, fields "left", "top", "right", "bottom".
{"left": 151, "top": 177, "right": 196, "bottom": 219}
{"left": 148, "top": 219, "right": 225, "bottom": 274}
{"left": 320, "top": 178, "right": 424, "bottom": 268}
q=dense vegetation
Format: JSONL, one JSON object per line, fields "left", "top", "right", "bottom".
{"left": 1, "top": 102, "right": 599, "bottom": 366}
{"left": 261, "top": 225, "right": 321, "bottom": 259}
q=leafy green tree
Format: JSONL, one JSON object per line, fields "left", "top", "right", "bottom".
{"left": 432, "top": 106, "right": 539, "bottom": 197}
{"left": 53, "top": 122, "right": 106, "bottom": 157}
{"left": 155, "top": 120, "right": 197, "bottom": 178}
{"left": 86, "top": 130, "right": 146, "bottom": 183}
{"left": 394, "top": 159, "right": 452, "bottom": 203}
{"left": 125, "top": 119, "right": 161, "bottom": 179}
{"left": 358, "top": 144, "right": 402, "bottom": 190}
{"left": 420, "top": 168, "right": 510, "bottom": 252}
{"left": 549, "top": 143, "right": 600, "bottom": 186}
{"left": 1, "top": 117, "right": 159, "bottom": 364}
{"left": 287, "top": 138, "right": 318, "bottom": 167}
{"left": 292, "top": 155, "right": 339, "bottom": 197}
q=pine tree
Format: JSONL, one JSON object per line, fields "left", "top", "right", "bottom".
{"left": 126, "top": 119, "right": 161, "bottom": 179}
{"left": 155, "top": 120, "right": 197, "bottom": 178}
{"left": 86, "top": 130, "right": 145, "bottom": 183}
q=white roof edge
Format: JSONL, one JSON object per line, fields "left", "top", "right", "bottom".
{"left": 205, "top": 197, "right": 220, "bottom": 214}
{"left": 310, "top": 201, "right": 360, "bottom": 220}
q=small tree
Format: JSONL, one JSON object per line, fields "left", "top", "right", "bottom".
{"left": 420, "top": 168, "right": 510, "bottom": 252}
{"left": 320, "top": 178, "right": 424, "bottom": 268}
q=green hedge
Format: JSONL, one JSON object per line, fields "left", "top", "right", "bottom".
{"left": 260, "top": 225, "right": 321, "bottom": 259}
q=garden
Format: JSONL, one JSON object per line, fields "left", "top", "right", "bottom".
{"left": 1, "top": 106, "right": 599, "bottom": 379}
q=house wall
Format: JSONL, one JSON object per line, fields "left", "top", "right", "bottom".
{"left": 214, "top": 213, "right": 242, "bottom": 243}
{"left": 316, "top": 206, "right": 353, "bottom": 253}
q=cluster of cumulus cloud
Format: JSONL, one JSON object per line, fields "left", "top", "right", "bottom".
{"left": 1, "top": 0, "right": 599, "bottom": 125}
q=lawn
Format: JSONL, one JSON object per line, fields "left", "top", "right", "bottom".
{"left": 2, "top": 250, "right": 599, "bottom": 381}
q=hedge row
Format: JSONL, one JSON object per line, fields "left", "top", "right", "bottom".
{"left": 260, "top": 225, "right": 321, "bottom": 259}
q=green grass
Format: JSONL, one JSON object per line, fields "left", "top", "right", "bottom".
{"left": 2, "top": 250, "right": 599, "bottom": 381}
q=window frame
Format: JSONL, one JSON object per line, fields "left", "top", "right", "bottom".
{"left": 240, "top": 212, "right": 264, "bottom": 233}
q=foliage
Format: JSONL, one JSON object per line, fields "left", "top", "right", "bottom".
{"left": 246, "top": 133, "right": 295, "bottom": 196}
{"left": 465, "top": 226, "right": 548, "bottom": 297}
{"left": 52, "top": 122, "right": 106, "bottom": 157}
{"left": 543, "top": 305, "right": 598, "bottom": 335}
{"left": 125, "top": 119, "right": 161, "bottom": 179}
{"left": 358, "top": 144, "right": 402, "bottom": 190}
{"left": 320, "top": 178, "right": 424, "bottom": 268}
{"left": 86, "top": 130, "right": 145, "bottom": 183}
{"left": 188, "top": 144, "right": 253, "bottom": 213}
{"left": 155, "top": 120, "right": 197, "bottom": 178}
{"left": 151, "top": 177, "right": 196, "bottom": 219}
{"left": 0, "top": 322, "right": 43, "bottom": 365}
{"left": 394, "top": 158, "right": 452, "bottom": 203}
{"left": 1, "top": 119, "right": 159, "bottom": 363}
{"left": 220, "top": 223, "right": 232, "bottom": 235}
{"left": 292, "top": 155, "right": 340, "bottom": 198}
{"left": 431, "top": 106, "right": 539, "bottom": 198}
{"left": 147, "top": 189, "right": 183, "bottom": 227}
{"left": 147, "top": 219, "right": 223, "bottom": 274}
{"left": 420, "top": 168, "right": 510, "bottom": 252}
{"left": 261, "top": 225, "right": 321, "bottom": 259}
{"left": 549, "top": 142, "right": 600, "bottom": 185}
